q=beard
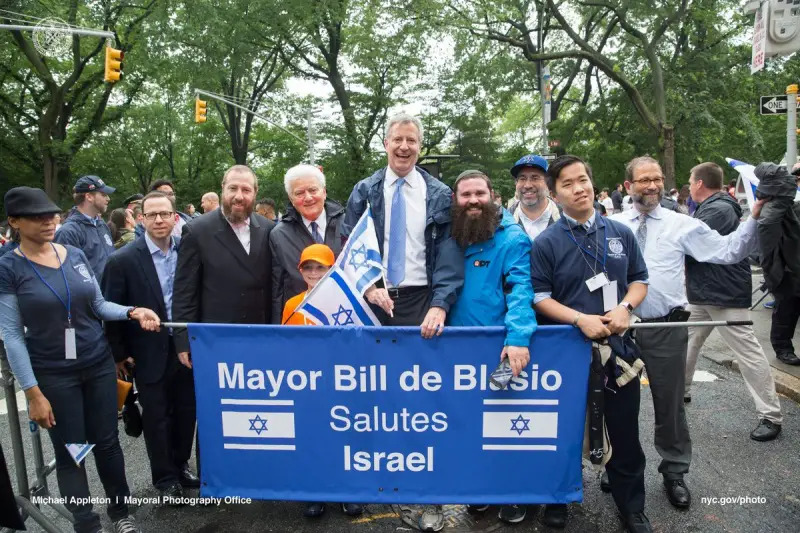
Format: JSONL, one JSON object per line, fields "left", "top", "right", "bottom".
{"left": 222, "top": 197, "right": 253, "bottom": 224}
{"left": 451, "top": 202, "right": 499, "bottom": 249}
{"left": 631, "top": 191, "right": 661, "bottom": 211}
{"left": 516, "top": 187, "right": 544, "bottom": 208}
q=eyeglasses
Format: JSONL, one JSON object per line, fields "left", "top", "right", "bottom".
{"left": 143, "top": 211, "right": 174, "bottom": 221}
{"left": 300, "top": 264, "right": 330, "bottom": 273}
{"left": 632, "top": 177, "right": 664, "bottom": 186}
{"left": 516, "top": 175, "right": 545, "bottom": 184}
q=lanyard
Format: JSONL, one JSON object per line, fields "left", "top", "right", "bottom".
{"left": 19, "top": 243, "right": 72, "bottom": 327}
{"left": 564, "top": 219, "right": 607, "bottom": 272}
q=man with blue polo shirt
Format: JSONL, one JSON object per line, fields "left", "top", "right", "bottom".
{"left": 55, "top": 175, "right": 116, "bottom": 284}
{"left": 530, "top": 155, "right": 651, "bottom": 533}
{"left": 446, "top": 170, "right": 536, "bottom": 526}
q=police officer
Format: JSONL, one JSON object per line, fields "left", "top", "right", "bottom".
{"left": 530, "top": 155, "right": 651, "bottom": 533}
{"left": 55, "top": 175, "right": 116, "bottom": 285}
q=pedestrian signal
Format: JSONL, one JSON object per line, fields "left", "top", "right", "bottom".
{"left": 104, "top": 46, "right": 123, "bottom": 83}
{"left": 195, "top": 98, "right": 207, "bottom": 124}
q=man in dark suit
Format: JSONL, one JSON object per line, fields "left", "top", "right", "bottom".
{"left": 173, "top": 165, "right": 274, "bottom": 369}
{"left": 103, "top": 191, "right": 199, "bottom": 500}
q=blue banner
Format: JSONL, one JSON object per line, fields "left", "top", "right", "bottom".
{"left": 189, "top": 324, "right": 591, "bottom": 504}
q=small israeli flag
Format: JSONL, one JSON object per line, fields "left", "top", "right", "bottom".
{"left": 726, "top": 158, "right": 759, "bottom": 209}
{"left": 295, "top": 267, "right": 380, "bottom": 326}
{"left": 337, "top": 204, "right": 385, "bottom": 295}
{"left": 65, "top": 443, "right": 94, "bottom": 466}
{"left": 480, "top": 400, "right": 559, "bottom": 452}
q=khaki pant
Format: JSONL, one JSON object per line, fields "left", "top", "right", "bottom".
{"left": 685, "top": 304, "right": 782, "bottom": 424}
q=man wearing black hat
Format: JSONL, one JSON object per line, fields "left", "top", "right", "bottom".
{"left": 55, "top": 175, "right": 116, "bottom": 284}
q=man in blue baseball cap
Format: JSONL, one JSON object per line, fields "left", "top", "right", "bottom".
{"left": 509, "top": 154, "right": 561, "bottom": 241}
{"left": 55, "top": 175, "right": 116, "bottom": 284}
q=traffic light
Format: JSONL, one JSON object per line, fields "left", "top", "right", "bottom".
{"left": 195, "top": 97, "right": 207, "bottom": 123}
{"left": 104, "top": 46, "right": 123, "bottom": 83}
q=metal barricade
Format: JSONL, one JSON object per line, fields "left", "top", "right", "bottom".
{"left": 1, "top": 341, "right": 70, "bottom": 533}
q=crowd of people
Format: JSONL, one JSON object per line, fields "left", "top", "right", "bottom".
{"left": 0, "top": 111, "right": 797, "bottom": 533}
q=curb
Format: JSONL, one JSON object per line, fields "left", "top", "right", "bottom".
{"left": 701, "top": 352, "right": 800, "bottom": 404}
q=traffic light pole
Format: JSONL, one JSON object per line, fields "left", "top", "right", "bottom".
{"left": 194, "top": 89, "right": 314, "bottom": 164}
{"left": 0, "top": 24, "right": 113, "bottom": 38}
{"left": 787, "top": 84, "right": 798, "bottom": 167}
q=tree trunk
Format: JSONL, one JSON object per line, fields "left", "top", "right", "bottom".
{"left": 43, "top": 151, "right": 59, "bottom": 200}
{"left": 660, "top": 125, "right": 676, "bottom": 191}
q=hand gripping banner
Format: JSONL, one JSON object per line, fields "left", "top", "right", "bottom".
{"left": 189, "top": 324, "right": 590, "bottom": 504}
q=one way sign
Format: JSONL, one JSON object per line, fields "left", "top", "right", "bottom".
{"left": 760, "top": 95, "right": 788, "bottom": 115}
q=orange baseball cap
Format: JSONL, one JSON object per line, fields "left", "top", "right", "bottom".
{"left": 298, "top": 244, "right": 335, "bottom": 268}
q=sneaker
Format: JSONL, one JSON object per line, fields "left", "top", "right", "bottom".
{"left": 750, "top": 419, "right": 782, "bottom": 441}
{"left": 419, "top": 505, "right": 444, "bottom": 531}
{"left": 498, "top": 504, "right": 527, "bottom": 524}
{"left": 763, "top": 300, "right": 775, "bottom": 309}
{"left": 467, "top": 504, "right": 489, "bottom": 513}
{"left": 113, "top": 516, "right": 141, "bottom": 533}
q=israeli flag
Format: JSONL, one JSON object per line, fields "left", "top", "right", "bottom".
{"left": 728, "top": 157, "right": 800, "bottom": 205}
{"left": 481, "top": 400, "right": 559, "bottom": 452}
{"left": 337, "top": 204, "right": 385, "bottom": 294}
{"left": 295, "top": 267, "right": 380, "bottom": 326}
{"left": 220, "top": 399, "right": 297, "bottom": 451}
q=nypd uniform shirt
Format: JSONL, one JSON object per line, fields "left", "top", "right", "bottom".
{"left": 530, "top": 212, "right": 648, "bottom": 321}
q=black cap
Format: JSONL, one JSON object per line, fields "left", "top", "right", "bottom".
{"left": 4, "top": 187, "right": 62, "bottom": 217}
{"left": 123, "top": 193, "right": 143, "bottom": 205}
{"left": 74, "top": 175, "right": 115, "bottom": 194}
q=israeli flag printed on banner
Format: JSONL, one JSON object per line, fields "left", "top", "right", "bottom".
{"left": 295, "top": 267, "right": 380, "bottom": 326}
{"left": 337, "top": 204, "right": 385, "bottom": 295}
{"left": 220, "top": 399, "right": 296, "bottom": 451}
{"left": 481, "top": 399, "right": 559, "bottom": 452}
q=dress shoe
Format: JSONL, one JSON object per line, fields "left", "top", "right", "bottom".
{"left": 541, "top": 504, "right": 567, "bottom": 529}
{"left": 621, "top": 512, "right": 652, "bottom": 533}
{"left": 178, "top": 466, "right": 200, "bottom": 488}
{"left": 341, "top": 502, "right": 364, "bottom": 516}
{"left": 663, "top": 478, "right": 691, "bottom": 509}
{"left": 776, "top": 351, "right": 800, "bottom": 366}
{"left": 683, "top": 393, "right": 691, "bottom": 403}
{"left": 159, "top": 483, "right": 184, "bottom": 506}
{"left": 497, "top": 504, "right": 526, "bottom": 523}
{"left": 467, "top": 504, "right": 489, "bottom": 513}
{"left": 750, "top": 419, "right": 782, "bottom": 441}
{"left": 600, "top": 470, "right": 611, "bottom": 493}
{"left": 304, "top": 502, "right": 325, "bottom": 517}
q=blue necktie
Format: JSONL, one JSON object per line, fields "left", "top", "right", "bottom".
{"left": 387, "top": 178, "right": 406, "bottom": 286}
{"left": 310, "top": 221, "right": 323, "bottom": 244}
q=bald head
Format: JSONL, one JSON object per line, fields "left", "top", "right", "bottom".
{"left": 201, "top": 191, "right": 219, "bottom": 213}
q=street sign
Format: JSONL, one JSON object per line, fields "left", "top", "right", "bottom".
{"left": 751, "top": 2, "right": 767, "bottom": 73}
{"left": 548, "top": 139, "right": 561, "bottom": 148}
{"left": 761, "top": 95, "right": 788, "bottom": 115}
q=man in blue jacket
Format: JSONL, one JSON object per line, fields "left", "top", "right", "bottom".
{"left": 55, "top": 175, "right": 116, "bottom": 284}
{"left": 341, "top": 112, "right": 463, "bottom": 340}
{"left": 447, "top": 170, "right": 536, "bottom": 526}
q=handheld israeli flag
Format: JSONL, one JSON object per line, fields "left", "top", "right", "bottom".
{"left": 337, "top": 205, "right": 385, "bottom": 295}
{"left": 295, "top": 267, "right": 380, "bottom": 326}
{"left": 726, "top": 158, "right": 759, "bottom": 209}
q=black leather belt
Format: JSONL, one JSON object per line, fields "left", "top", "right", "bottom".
{"left": 387, "top": 286, "right": 428, "bottom": 298}
{"left": 640, "top": 307, "right": 690, "bottom": 323}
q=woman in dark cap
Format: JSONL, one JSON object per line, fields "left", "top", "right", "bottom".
{"left": 0, "top": 187, "right": 160, "bottom": 533}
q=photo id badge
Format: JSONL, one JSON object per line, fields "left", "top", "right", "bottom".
{"left": 585, "top": 272, "right": 610, "bottom": 292}
{"left": 602, "top": 280, "right": 619, "bottom": 312}
{"left": 65, "top": 328, "right": 77, "bottom": 360}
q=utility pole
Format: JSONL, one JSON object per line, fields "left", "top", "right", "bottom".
{"left": 787, "top": 84, "right": 798, "bottom": 167}
{"left": 537, "top": 3, "right": 549, "bottom": 154}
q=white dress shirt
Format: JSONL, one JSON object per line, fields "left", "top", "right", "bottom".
{"left": 518, "top": 199, "right": 554, "bottom": 241}
{"left": 302, "top": 210, "right": 327, "bottom": 241}
{"left": 227, "top": 219, "right": 251, "bottom": 254}
{"left": 609, "top": 205, "right": 758, "bottom": 319}
{"left": 382, "top": 167, "right": 427, "bottom": 287}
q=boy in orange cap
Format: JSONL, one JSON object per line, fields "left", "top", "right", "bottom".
{"left": 282, "top": 243, "right": 336, "bottom": 325}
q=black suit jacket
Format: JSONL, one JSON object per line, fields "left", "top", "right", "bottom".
{"left": 102, "top": 236, "right": 178, "bottom": 385}
{"left": 172, "top": 209, "right": 274, "bottom": 353}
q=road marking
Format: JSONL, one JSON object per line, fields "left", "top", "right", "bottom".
{"left": 692, "top": 370, "right": 719, "bottom": 382}
{"left": 351, "top": 511, "right": 400, "bottom": 524}
{"left": 0, "top": 390, "right": 26, "bottom": 416}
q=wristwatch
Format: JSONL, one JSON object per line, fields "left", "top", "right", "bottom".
{"left": 126, "top": 307, "right": 137, "bottom": 319}
{"left": 619, "top": 301, "right": 633, "bottom": 314}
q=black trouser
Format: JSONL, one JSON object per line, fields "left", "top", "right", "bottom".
{"left": 36, "top": 357, "right": 130, "bottom": 533}
{"left": 604, "top": 374, "right": 646, "bottom": 515}
{"left": 136, "top": 340, "right": 196, "bottom": 490}
{"left": 371, "top": 286, "right": 431, "bottom": 326}
{"left": 770, "top": 292, "right": 800, "bottom": 356}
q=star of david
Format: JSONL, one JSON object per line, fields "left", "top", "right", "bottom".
{"left": 248, "top": 414, "right": 268, "bottom": 435}
{"left": 331, "top": 305, "right": 355, "bottom": 326}
{"left": 510, "top": 414, "right": 531, "bottom": 436}
{"left": 348, "top": 244, "right": 369, "bottom": 270}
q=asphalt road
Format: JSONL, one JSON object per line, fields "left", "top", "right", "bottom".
{"left": 2, "top": 287, "right": 799, "bottom": 533}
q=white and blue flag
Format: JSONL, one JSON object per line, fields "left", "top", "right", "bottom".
{"left": 481, "top": 399, "right": 559, "bottom": 452}
{"left": 728, "top": 157, "right": 800, "bottom": 205}
{"left": 220, "top": 399, "right": 297, "bottom": 451}
{"left": 295, "top": 267, "right": 380, "bottom": 326}
{"left": 337, "top": 205, "right": 384, "bottom": 295}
